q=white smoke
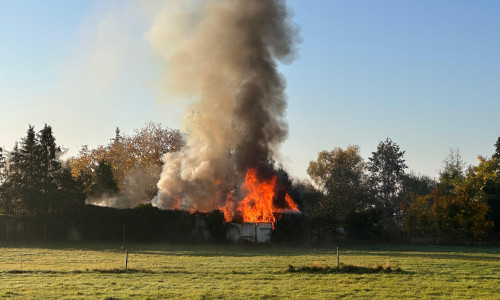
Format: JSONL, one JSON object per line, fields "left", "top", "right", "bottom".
{"left": 148, "top": 0, "right": 299, "bottom": 212}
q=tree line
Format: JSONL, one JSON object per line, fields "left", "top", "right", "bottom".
{"left": 0, "top": 125, "right": 84, "bottom": 218}
{"left": 0, "top": 122, "right": 182, "bottom": 217}
{"left": 1, "top": 123, "right": 499, "bottom": 244}
{"left": 299, "top": 138, "right": 500, "bottom": 244}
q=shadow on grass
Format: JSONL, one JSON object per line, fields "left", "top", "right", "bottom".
{"left": 286, "top": 262, "right": 407, "bottom": 275}
{"left": 345, "top": 249, "right": 500, "bottom": 262}
{"left": 2, "top": 241, "right": 499, "bottom": 261}
{"left": 2, "top": 269, "right": 258, "bottom": 276}
{"left": 3, "top": 268, "right": 158, "bottom": 275}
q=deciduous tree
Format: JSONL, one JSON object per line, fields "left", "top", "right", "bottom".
{"left": 367, "top": 138, "right": 407, "bottom": 218}
{"left": 307, "top": 145, "right": 369, "bottom": 220}
{"left": 69, "top": 122, "right": 184, "bottom": 204}
{"left": 402, "top": 193, "right": 434, "bottom": 235}
{"left": 464, "top": 155, "right": 500, "bottom": 231}
{"left": 399, "top": 173, "right": 436, "bottom": 208}
{"left": 433, "top": 187, "right": 492, "bottom": 243}
{"left": 438, "top": 148, "right": 466, "bottom": 195}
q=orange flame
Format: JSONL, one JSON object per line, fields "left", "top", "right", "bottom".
{"left": 222, "top": 191, "right": 237, "bottom": 222}
{"left": 224, "top": 168, "right": 299, "bottom": 223}
{"left": 285, "top": 193, "right": 298, "bottom": 211}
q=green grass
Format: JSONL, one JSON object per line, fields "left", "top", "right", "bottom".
{"left": 0, "top": 242, "right": 499, "bottom": 299}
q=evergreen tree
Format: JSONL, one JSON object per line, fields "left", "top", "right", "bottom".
{"left": 1, "top": 143, "right": 23, "bottom": 216}
{"left": 37, "top": 124, "right": 62, "bottom": 214}
{"left": 89, "top": 160, "right": 119, "bottom": 198}
{"left": 111, "top": 127, "right": 123, "bottom": 144}
{"left": 493, "top": 137, "right": 500, "bottom": 159}
{"left": 16, "top": 126, "right": 41, "bottom": 213}
{"left": 0, "top": 146, "right": 9, "bottom": 215}
{"left": 0, "top": 146, "right": 3, "bottom": 174}
{"left": 0, "top": 146, "right": 5, "bottom": 185}
{"left": 2, "top": 125, "right": 65, "bottom": 216}
{"left": 56, "top": 166, "right": 86, "bottom": 212}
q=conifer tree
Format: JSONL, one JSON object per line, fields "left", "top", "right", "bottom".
{"left": 493, "top": 137, "right": 500, "bottom": 159}
{"left": 3, "top": 125, "right": 64, "bottom": 216}
{"left": 89, "top": 160, "right": 119, "bottom": 198}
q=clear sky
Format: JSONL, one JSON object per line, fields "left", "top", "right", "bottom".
{"left": 1, "top": 0, "right": 499, "bottom": 180}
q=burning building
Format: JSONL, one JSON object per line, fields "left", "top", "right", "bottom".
{"left": 148, "top": 0, "right": 301, "bottom": 234}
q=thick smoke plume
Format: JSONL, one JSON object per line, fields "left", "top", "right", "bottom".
{"left": 149, "top": 0, "right": 299, "bottom": 211}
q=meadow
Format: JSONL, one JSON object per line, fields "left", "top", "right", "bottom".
{"left": 0, "top": 241, "right": 499, "bottom": 299}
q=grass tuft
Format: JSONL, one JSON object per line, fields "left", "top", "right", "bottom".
{"left": 91, "top": 268, "right": 153, "bottom": 274}
{"left": 287, "top": 262, "right": 402, "bottom": 274}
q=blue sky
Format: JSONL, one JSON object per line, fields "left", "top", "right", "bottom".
{"left": 1, "top": 1, "right": 499, "bottom": 180}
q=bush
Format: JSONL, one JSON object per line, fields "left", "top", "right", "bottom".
{"left": 205, "top": 210, "right": 227, "bottom": 242}
{"left": 344, "top": 208, "right": 382, "bottom": 239}
{"left": 272, "top": 213, "right": 305, "bottom": 244}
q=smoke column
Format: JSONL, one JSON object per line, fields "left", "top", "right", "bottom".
{"left": 148, "top": 0, "right": 299, "bottom": 211}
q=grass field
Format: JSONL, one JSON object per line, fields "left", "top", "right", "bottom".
{"left": 0, "top": 241, "right": 499, "bottom": 299}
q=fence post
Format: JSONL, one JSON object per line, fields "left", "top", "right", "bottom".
{"left": 337, "top": 247, "right": 339, "bottom": 268}
{"left": 125, "top": 250, "right": 128, "bottom": 271}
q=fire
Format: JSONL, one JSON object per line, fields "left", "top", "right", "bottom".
{"left": 238, "top": 169, "right": 276, "bottom": 223}
{"left": 285, "top": 193, "right": 298, "bottom": 211}
{"left": 222, "top": 192, "right": 237, "bottom": 222}
{"left": 224, "top": 168, "right": 299, "bottom": 223}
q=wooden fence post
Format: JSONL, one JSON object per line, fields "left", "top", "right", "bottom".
{"left": 125, "top": 250, "right": 128, "bottom": 271}
{"left": 337, "top": 247, "right": 339, "bottom": 268}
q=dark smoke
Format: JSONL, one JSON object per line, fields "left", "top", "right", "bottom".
{"left": 149, "top": 0, "right": 299, "bottom": 211}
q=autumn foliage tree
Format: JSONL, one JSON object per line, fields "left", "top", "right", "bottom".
{"left": 433, "top": 187, "right": 491, "bottom": 243}
{"left": 402, "top": 151, "right": 497, "bottom": 243}
{"left": 69, "top": 122, "right": 184, "bottom": 206}
{"left": 464, "top": 155, "right": 500, "bottom": 232}
{"left": 403, "top": 193, "right": 434, "bottom": 236}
